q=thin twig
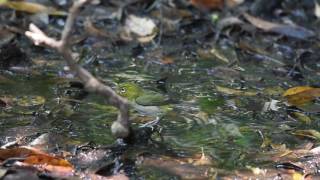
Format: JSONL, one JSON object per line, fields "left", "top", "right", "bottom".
{"left": 25, "top": 0, "right": 131, "bottom": 138}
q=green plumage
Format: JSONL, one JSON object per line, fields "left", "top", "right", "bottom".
{"left": 117, "top": 82, "right": 167, "bottom": 106}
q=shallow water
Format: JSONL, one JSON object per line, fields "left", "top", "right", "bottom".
{"left": 1, "top": 36, "right": 320, "bottom": 178}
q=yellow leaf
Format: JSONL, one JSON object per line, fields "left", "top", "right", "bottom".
{"left": 283, "top": 86, "right": 320, "bottom": 106}
{"left": 2, "top": 1, "right": 67, "bottom": 16}
{"left": 283, "top": 86, "right": 314, "bottom": 96}
{"left": 216, "top": 85, "right": 257, "bottom": 96}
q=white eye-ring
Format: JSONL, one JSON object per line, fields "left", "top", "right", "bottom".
{"left": 120, "top": 88, "right": 126, "bottom": 93}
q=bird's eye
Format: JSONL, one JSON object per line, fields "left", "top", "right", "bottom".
{"left": 120, "top": 88, "right": 126, "bottom": 93}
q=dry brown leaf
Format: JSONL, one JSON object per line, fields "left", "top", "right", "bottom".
{"left": 24, "top": 154, "right": 72, "bottom": 167}
{"left": 161, "top": 56, "right": 174, "bottom": 65}
{"left": 0, "top": 96, "right": 13, "bottom": 107}
{"left": 225, "top": 0, "right": 244, "bottom": 8}
{"left": 84, "top": 18, "right": 110, "bottom": 38}
{"left": 190, "top": 0, "right": 224, "bottom": 10}
{"left": 0, "top": 146, "right": 74, "bottom": 174}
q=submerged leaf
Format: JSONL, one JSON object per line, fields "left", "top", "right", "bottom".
{"left": 210, "top": 47, "right": 233, "bottom": 63}
{"left": 283, "top": 86, "right": 315, "bottom": 97}
{"left": 292, "top": 130, "right": 320, "bottom": 140}
{"left": 290, "top": 112, "right": 312, "bottom": 124}
{"left": 283, "top": 86, "right": 320, "bottom": 106}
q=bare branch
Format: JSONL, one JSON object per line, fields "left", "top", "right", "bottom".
{"left": 61, "top": 0, "right": 91, "bottom": 47}
{"left": 25, "top": 0, "right": 131, "bottom": 138}
{"left": 25, "top": 24, "right": 61, "bottom": 48}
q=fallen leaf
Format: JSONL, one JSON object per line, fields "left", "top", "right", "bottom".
{"left": 0, "top": 96, "right": 13, "bottom": 107}
{"left": 190, "top": 0, "right": 224, "bottom": 10}
{"left": 210, "top": 47, "right": 231, "bottom": 63}
{"left": 161, "top": 56, "right": 174, "bottom": 65}
{"left": 225, "top": 0, "right": 244, "bottom": 8}
{"left": 243, "top": 13, "right": 315, "bottom": 40}
{"left": 84, "top": 18, "right": 110, "bottom": 38}
{"left": 24, "top": 154, "right": 73, "bottom": 167}
{"left": 0, "top": 147, "right": 74, "bottom": 175}
{"left": 238, "top": 40, "right": 284, "bottom": 65}
{"left": 283, "top": 86, "right": 320, "bottom": 106}
{"left": 290, "top": 112, "right": 312, "bottom": 124}
{"left": 292, "top": 130, "right": 320, "bottom": 140}
{"left": 1, "top": 1, "right": 67, "bottom": 16}
{"left": 0, "top": 147, "right": 38, "bottom": 160}
{"left": 124, "top": 14, "right": 157, "bottom": 43}
{"left": 283, "top": 86, "right": 315, "bottom": 97}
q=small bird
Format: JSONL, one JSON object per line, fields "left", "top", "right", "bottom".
{"left": 117, "top": 82, "right": 171, "bottom": 116}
